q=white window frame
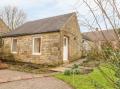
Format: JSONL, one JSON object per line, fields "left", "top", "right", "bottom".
{"left": 11, "top": 38, "right": 17, "bottom": 53}
{"left": 32, "top": 37, "right": 42, "bottom": 55}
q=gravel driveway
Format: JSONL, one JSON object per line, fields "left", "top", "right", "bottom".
{"left": 0, "top": 69, "right": 41, "bottom": 83}
{"left": 0, "top": 77, "right": 73, "bottom": 89}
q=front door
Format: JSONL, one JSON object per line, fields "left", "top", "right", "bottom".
{"left": 63, "top": 36, "right": 69, "bottom": 62}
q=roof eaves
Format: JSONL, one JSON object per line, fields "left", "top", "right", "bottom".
{"left": 2, "top": 30, "right": 60, "bottom": 38}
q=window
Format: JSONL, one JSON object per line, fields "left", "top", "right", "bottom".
{"left": 12, "top": 39, "right": 17, "bottom": 53}
{"left": 33, "top": 37, "right": 41, "bottom": 55}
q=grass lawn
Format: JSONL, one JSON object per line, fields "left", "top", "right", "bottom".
{"left": 54, "top": 64, "right": 116, "bottom": 89}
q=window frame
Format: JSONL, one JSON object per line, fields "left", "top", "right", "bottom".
{"left": 32, "top": 37, "right": 42, "bottom": 55}
{"left": 11, "top": 38, "right": 17, "bottom": 53}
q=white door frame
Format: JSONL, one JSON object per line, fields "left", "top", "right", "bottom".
{"left": 63, "top": 36, "right": 69, "bottom": 62}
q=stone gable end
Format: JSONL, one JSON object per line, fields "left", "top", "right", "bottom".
{"left": 60, "top": 14, "right": 82, "bottom": 62}
{"left": 0, "top": 20, "right": 9, "bottom": 34}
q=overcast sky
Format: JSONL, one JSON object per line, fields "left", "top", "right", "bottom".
{"left": 0, "top": 0, "right": 90, "bottom": 32}
{"left": 0, "top": 0, "right": 81, "bottom": 20}
{"left": 1, "top": 0, "right": 119, "bottom": 32}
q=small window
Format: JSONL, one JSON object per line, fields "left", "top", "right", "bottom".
{"left": 12, "top": 39, "right": 17, "bottom": 53}
{"left": 33, "top": 37, "right": 41, "bottom": 55}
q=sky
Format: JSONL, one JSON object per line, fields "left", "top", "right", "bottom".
{"left": 0, "top": 0, "right": 119, "bottom": 32}
{"left": 0, "top": 0, "right": 90, "bottom": 32}
{"left": 0, "top": 0, "right": 80, "bottom": 20}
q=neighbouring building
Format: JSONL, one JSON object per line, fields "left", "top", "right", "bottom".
{"left": 82, "top": 30, "right": 120, "bottom": 49}
{"left": 1, "top": 13, "right": 82, "bottom": 65}
{"left": 82, "top": 34, "right": 94, "bottom": 51}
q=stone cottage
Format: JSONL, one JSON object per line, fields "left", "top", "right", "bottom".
{"left": 2, "top": 13, "right": 82, "bottom": 65}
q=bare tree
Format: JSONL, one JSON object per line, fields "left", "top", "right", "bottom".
{"left": 80, "top": 0, "right": 120, "bottom": 38}
{"left": 0, "top": 6, "right": 26, "bottom": 30}
{"left": 78, "top": 0, "right": 120, "bottom": 88}
{"left": 69, "top": 0, "right": 120, "bottom": 88}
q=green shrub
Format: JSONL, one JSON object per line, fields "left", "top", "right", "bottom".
{"left": 64, "top": 69, "right": 71, "bottom": 75}
{"left": 72, "top": 68, "right": 80, "bottom": 75}
{"left": 64, "top": 64, "right": 81, "bottom": 75}
{"left": 72, "top": 64, "right": 80, "bottom": 69}
{"left": 86, "top": 49, "right": 102, "bottom": 61}
{"left": 116, "top": 80, "right": 120, "bottom": 89}
{"left": 64, "top": 68, "right": 81, "bottom": 75}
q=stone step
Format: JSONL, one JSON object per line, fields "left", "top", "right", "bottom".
{"left": 50, "top": 66, "right": 93, "bottom": 73}
{"left": 62, "top": 58, "right": 88, "bottom": 68}
{"left": 50, "top": 58, "right": 92, "bottom": 74}
{"left": 50, "top": 67, "right": 70, "bottom": 72}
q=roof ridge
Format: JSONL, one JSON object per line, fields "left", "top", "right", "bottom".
{"left": 2, "top": 12, "right": 76, "bottom": 37}
{"left": 82, "top": 29, "right": 115, "bottom": 34}
{"left": 28, "top": 12, "right": 75, "bottom": 23}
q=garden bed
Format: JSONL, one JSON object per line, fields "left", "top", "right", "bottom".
{"left": 4, "top": 61, "right": 54, "bottom": 74}
{"left": 0, "top": 60, "right": 8, "bottom": 69}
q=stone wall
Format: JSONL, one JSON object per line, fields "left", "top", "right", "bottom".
{"left": 0, "top": 20, "right": 9, "bottom": 34}
{"left": 60, "top": 13, "right": 82, "bottom": 62}
{"left": 2, "top": 32, "right": 62, "bottom": 65}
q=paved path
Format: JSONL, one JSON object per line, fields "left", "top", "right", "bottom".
{"left": 0, "top": 77, "right": 73, "bottom": 89}
{"left": 50, "top": 58, "right": 88, "bottom": 72}
{"left": 0, "top": 69, "right": 42, "bottom": 83}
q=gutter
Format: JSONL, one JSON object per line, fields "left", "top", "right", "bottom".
{"left": 1, "top": 30, "right": 60, "bottom": 38}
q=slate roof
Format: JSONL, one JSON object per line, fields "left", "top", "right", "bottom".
{"left": 3, "top": 13, "right": 75, "bottom": 37}
{"left": 82, "top": 34, "right": 92, "bottom": 41}
{"left": 83, "top": 30, "right": 119, "bottom": 41}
